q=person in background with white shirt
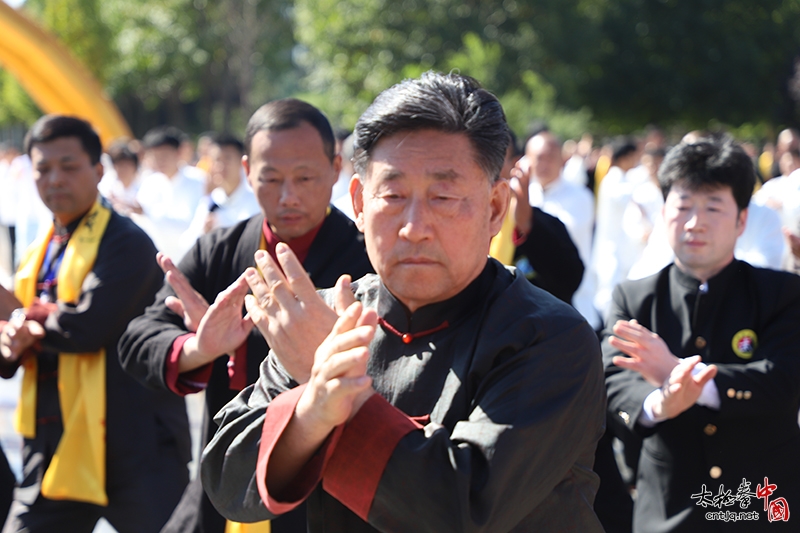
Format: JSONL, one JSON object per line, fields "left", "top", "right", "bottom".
{"left": 135, "top": 126, "right": 206, "bottom": 263}
{"left": 99, "top": 140, "right": 143, "bottom": 217}
{"left": 184, "top": 134, "right": 260, "bottom": 241}
{"left": 517, "top": 131, "right": 599, "bottom": 328}
{"left": 592, "top": 139, "right": 643, "bottom": 321}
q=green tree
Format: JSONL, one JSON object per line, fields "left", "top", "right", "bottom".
{"left": 292, "top": 0, "right": 600, "bottom": 135}
{"left": 575, "top": 0, "right": 800, "bottom": 131}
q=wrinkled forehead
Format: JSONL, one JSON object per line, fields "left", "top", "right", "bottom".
{"left": 361, "top": 130, "right": 490, "bottom": 184}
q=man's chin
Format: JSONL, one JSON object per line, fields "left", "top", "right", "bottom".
{"left": 271, "top": 221, "right": 311, "bottom": 240}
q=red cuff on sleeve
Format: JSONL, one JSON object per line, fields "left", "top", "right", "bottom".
{"left": 227, "top": 343, "right": 248, "bottom": 391}
{"left": 513, "top": 227, "right": 528, "bottom": 246}
{"left": 256, "top": 385, "right": 344, "bottom": 515}
{"left": 164, "top": 333, "right": 213, "bottom": 396}
{"left": 322, "top": 393, "right": 423, "bottom": 521}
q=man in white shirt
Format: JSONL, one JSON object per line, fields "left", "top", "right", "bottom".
{"left": 185, "top": 134, "right": 260, "bottom": 242}
{"left": 135, "top": 126, "right": 206, "bottom": 263}
{"left": 592, "top": 139, "right": 643, "bottom": 320}
{"left": 518, "top": 131, "right": 599, "bottom": 328}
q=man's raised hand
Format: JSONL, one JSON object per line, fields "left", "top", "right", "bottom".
{"left": 158, "top": 252, "right": 209, "bottom": 332}
{"left": 295, "top": 301, "right": 377, "bottom": 429}
{"left": 610, "top": 319, "right": 680, "bottom": 386}
{"left": 178, "top": 274, "right": 253, "bottom": 372}
{"left": 243, "top": 243, "right": 357, "bottom": 383}
{"left": 650, "top": 355, "right": 718, "bottom": 420}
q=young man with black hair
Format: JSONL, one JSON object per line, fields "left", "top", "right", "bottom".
{"left": 119, "top": 99, "right": 373, "bottom": 533}
{"left": 0, "top": 115, "right": 190, "bottom": 532}
{"left": 135, "top": 126, "right": 207, "bottom": 262}
{"left": 200, "top": 72, "right": 605, "bottom": 532}
{"left": 604, "top": 134, "right": 800, "bottom": 532}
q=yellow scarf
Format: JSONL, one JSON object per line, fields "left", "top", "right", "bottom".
{"left": 489, "top": 209, "right": 516, "bottom": 266}
{"left": 14, "top": 199, "right": 110, "bottom": 506}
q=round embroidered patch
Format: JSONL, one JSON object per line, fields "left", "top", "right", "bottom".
{"left": 731, "top": 329, "right": 757, "bottom": 359}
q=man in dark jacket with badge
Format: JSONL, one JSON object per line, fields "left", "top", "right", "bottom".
{"left": 603, "top": 134, "right": 800, "bottom": 532}
{"left": 119, "top": 99, "right": 373, "bottom": 533}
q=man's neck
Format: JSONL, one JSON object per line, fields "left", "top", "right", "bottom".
{"left": 221, "top": 176, "right": 240, "bottom": 196}
{"left": 674, "top": 256, "right": 735, "bottom": 284}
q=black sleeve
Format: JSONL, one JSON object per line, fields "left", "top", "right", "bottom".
{"left": 117, "top": 233, "right": 212, "bottom": 389}
{"left": 513, "top": 207, "right": 584, "bottom": 303}
{"left": 601, "top": 283, "right": 659, "bottom": 437}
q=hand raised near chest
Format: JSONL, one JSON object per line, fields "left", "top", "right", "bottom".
{"left": 158, "top": 252, "right": 209, "bottom": 332}
{"left": 244, "top": 243, "right": 357, "bottom": 384}
{"left": 610, "top": 319, "right": 681, "bottom": 386}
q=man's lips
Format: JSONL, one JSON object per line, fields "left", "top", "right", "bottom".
{"left": 398, "top": 257, "right": 437, "bottom": 264}
{"left": 683, "top": 239, "right": 706, "bottom": 247}
{"left": 277, "top": 213, "right": 304, "bottom": 224}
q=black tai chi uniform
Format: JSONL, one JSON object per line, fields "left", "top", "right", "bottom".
{"left": 1, "top": 210, "right": 190, "bottom": 533}
{"left": 603, "top": 260, "right": 800, "bottom": 532}
{"left": 119, "top": 207, "right": 373, "bottom": 533}
{"left": 202, "top": 258, "right": 606, "bottom": 532}
{"left": 512, "top": 206, "right": 584, "bottom": 304}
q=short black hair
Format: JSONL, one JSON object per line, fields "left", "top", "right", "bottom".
{"left": 658, "top": 133, "right": 755, "bottom": 211}
{"left": 211, "top": 133, "right": 245, "bottom": 155}
{"left": 108, "top": 139, "right": 139, "bottom": 167}
{"left": 25, "top": 115, "right": 102, "bottom": 165}
{"left": 244, "top": 98, "right": 335, "bottom": 162}
{"left": 611, "top": 138, "right": 638, "bottom": 163}
{"left": 142, "top": 126, "right": 183, "bottom": 150}
{"left": 353, "top": 71, "right": 509, "bottom": 182}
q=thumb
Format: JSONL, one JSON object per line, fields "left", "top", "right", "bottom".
{"left": 165, "top": 296, "right": 186, "bottom": 317}
{"left": 334, "top": 275, "right": 356, "bottom": 315}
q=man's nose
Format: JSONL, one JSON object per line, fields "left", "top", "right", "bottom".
{"left": 398, "top": 196, "right": 434, "bottom": 243}
{"left": 279, "top": 180, "right": 300, "bottom": 206}
{"left": 684, "top": 209, "right": 704, "bottom": 230}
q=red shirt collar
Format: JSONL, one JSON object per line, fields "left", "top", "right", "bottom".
{"left": 262, "top": 214, "right": 326, "bottom": 266}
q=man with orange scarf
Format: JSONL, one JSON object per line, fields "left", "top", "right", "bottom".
{"left": 0, "top": 115, "right": 189, "bottom": 533}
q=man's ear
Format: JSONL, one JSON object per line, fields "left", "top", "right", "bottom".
{"left": 93, "top": 162, "right": 104, "bottom": 186}
{"left": 351, "top": 175, "right": 365, "bottom": 232}
{"left": 736, "top": 207, "right": 748, "bottom": 238}
{"left": 331, "top": 154, "right": 342, "bottom": 184}
{"left": 242, "top": 155, "right": 250, "bottom": 176}
{"left": 489, "top": 178, "right": 511, "bottom": 237}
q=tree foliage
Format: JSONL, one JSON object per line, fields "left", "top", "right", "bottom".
{"left": 2, "top": 0, "right": 800, "bottom": 139}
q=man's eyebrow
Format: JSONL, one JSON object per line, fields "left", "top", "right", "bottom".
{"left": 430, "top": 169, "right": 459, "bottom": 181}
{"left": 375, "top": 169, "right": 403, "bottom": 181}
{"left": 36, "top": 154, "right": 78, "bottom": 166}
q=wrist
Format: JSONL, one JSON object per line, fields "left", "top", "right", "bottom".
{"left": 178, "top": 335, "right": 215, "bottom": 372}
